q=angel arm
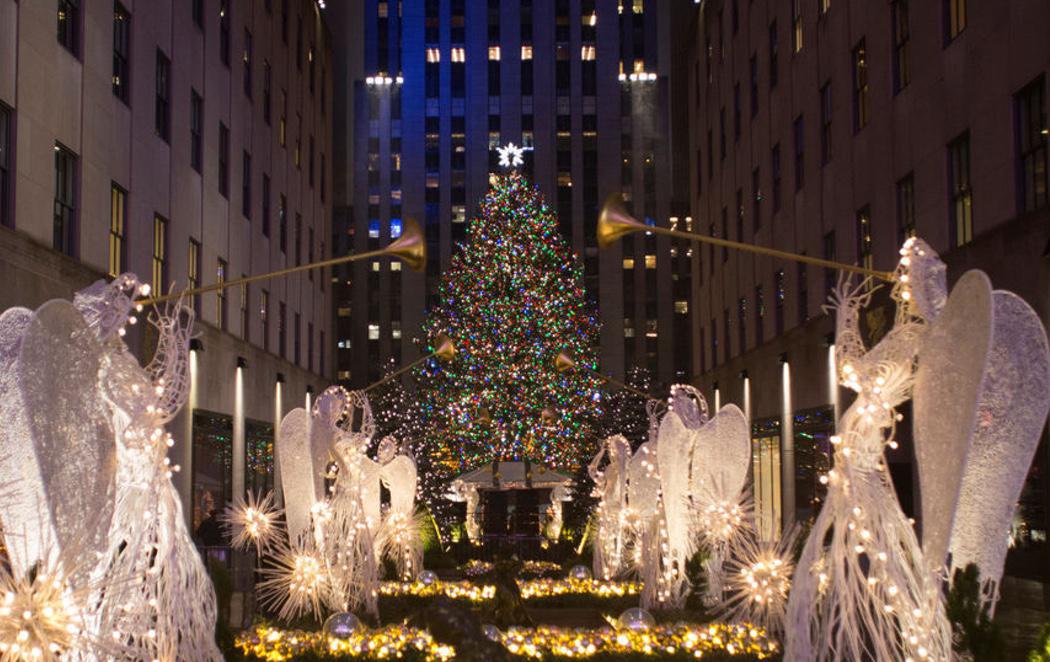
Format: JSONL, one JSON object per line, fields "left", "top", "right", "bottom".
{"left": 827, "top": 276, "right": 876, "bottom": 382}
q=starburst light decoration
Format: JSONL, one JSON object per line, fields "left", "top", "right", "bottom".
{"left": 496, "top": 142, "right": 526, "bottom": 168}
{"left": 257, "top": 540, "right": 330, "bottom": 622}
{"left": 721, "top": 526, "right": 799, "bottom": 637}
{"left": 224, "top": 490, "right": 283, "bottom": 557}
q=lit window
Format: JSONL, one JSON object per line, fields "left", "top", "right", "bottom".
{"left": 489, "top": 45, "right": 501, "bottom": 60}
{"left": 368, "top": 219, "right": 380, "bottom": 238}
{"left": 557, "top": 172, "right": 572, "bottom": 186}
{"left": 372, "top": 261, "right": 381, "bottom": 272}
{"left": 451, "top": 47, "right": 465, "bottom": 63}
{"left": 521, "top": 45, "right": 533, "bottom": 60}
{"left": 392, "top": 321, "right": 402, "bottom": 339}
{"left": 452, "top": 206, "right": 466, "bottom": 223}
{"left": 644, "top": 254, "right": 656, "bottom": 269}
{"left": 426, "top": 48, "right": 441, "bottom": 63}
{"left": 581, "top": 45, "right": 596, "bottom": 61}
{"left": 391, "top": 261, "right": 402, "bottom": 271}
{"left": 390, "top": 218, "right": 403, "bottom": 238}
{"left": 624, "top": 318, "right": 634, "bottom": 338}
{"left": 337, "top": 370, "right": 351, "bottom": 380}
{"left": 583, "top": 12, "right": 597, "bottom": 26}
{"left": 368, "top": 323, "right": 380, "bottom": 340}
{"left": 675, "top": 300, "right": 689, "bottom": 314}
{"left": 622, "top": 258, "right": 635, "bottom": 269}
{"left": 645, "top": 319, "right": 658, "bottom": 338}
{"left": 337, "top": 307, "right": 351, "bottom": 317}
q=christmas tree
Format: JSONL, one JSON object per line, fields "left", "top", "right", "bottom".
{"left": 416, "top": 171, "right": 602, "bottom": 474}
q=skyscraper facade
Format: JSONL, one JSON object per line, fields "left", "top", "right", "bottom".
{"left": 0, "top": 0, "right": 333, "bottom": 530}
{"left": 331, "top": 0, "right": 696, "bottom": 390}
{"left": 687, "top": 0, "right": 1050, "bottom": 538}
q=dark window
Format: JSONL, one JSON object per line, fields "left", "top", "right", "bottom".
{"left": 0, "top": 105, "right": 10, "bottom": 228}
{"left": 852, "top": 39, "right": 869, "bottom": 131}
{"left": 696, "top": 149, "right": 703, "bottom": 194}
{"left": 53, "top": 144, "right": 78, "bottom": 256}
{"left": 819, "top": 0, "right": 831, "bottom": 16}
{"left": 216, "top": 258, "right": 227, "bottom": 330}
{"left": 243, "top": 29, "right": 253, "bottom": 98}
{"left": 192, "top": 0, "right": 204, "bottom": 29}
{"left": 752, "top": 167, "right": 761, "bottom": 231}
{"left": 1016, "top": 76, "right": 1048, "bottom": 213}
{"left": 733, "top": 83, "right": 741, "bottom": 140}
{"left": 294, "top": 312, "right": 301, "bottom": 365}
{"left": 948, "top": 132, "right": 973, "bottom": 246}
{"left": 240, "top": 279, "right": 250, "bottom": 341}
{"left": 190, "top": 90, "right": 203, "bottom": 172}
{"left": 320, "top": 153, "right": 326, "bottom": 202}
{"left": 261, "top": 174, "right": 271, "bottom": 237}
{"left": 155, "top": 50, "right": 170, "bottom": 141}
{"left": 112, "top": 4, "right": 130, "bottom": 102}
{"left": 295, "top": 213, "right": 302, "bottom": 266}
{"left": 307, "top": 226, "right": 314, "bottom": 281}
{"left": 219, "top": 0, "right": 231, "bottom": 66}
{"left": 738, "top": 298, "right": 748, "bottom": 352}
{"left": 109, "top": 183, "right": 127, "bottom": 277}
{"left": 856, "top": 206, "right": 872, "bottom": 272}
{"left": 721, "top": 207, "right": 728, "bottom": 262}
{"left": 820, "top": 82, "right": 832, "bottom": 164}
{"left": 892, "top": 1, "right": 910, "bottom": 92}
{"left": 711, "top": 318, "right": 718, "bottom": 367}
{"left": 750, "top": 55, "right": 759, "bottom": 117}
{"left": 771, "top": 144, "right": 781, "bottom": 212}
{"left": 792, "top": 0, "right": 803, "bottom": 53}
{"left": 945, "top": 0, "right": 966, "bottom": 42}
{"left": 798, "top": 262, "right": 809, "bottom": 322}
{"left": 278, "top": 302, "right": 287, "bottom": 359}
{"left": 896, "top": 173, "right": 916, "bottom": 244}
{"left": 263, "top": 61, "right": 272, "bottom": 124}
{"left": 58, "top": 0, "right": 79, "bottom": 55}
{"left": 823, "top": 231, "right": 836, "bottom": 294}
{"left": 768, "top": 22, "right": 778, "bottom": 89}
{"left": 774, "top": 270, "right": 786, "bottom": 334}
{"left": 218, "top": 123, "right": 229, "bottom": 196}
{"left": 278, "top": 194, "right": 287, "bottom": 253}
{"left": 188, "top": 239, "right": 201, "bottom": 317}
{"left": 724, "top": 309, "right": 732, "bottom": 362}
{"left": 261, "top": 290, "right": 270, "bottom": 351}
{"left": 307, "top": 322, "right": 314, "bottom": 372}
{"left": 719, "top": 107, "right": 727, "bottom": 160}
{"left": 793, "top": 116, "right": 804, "bottom": 190}
{"left": 242, "top": 151, "right": 251, "bottom": 219}
{"left": 731, "top": 0, "right": 739, "bottom": 33}
{"left": 281, "top": 0, "right": 289, "bottom": 43}
{"left": 296, "top": 14, "right": 303, "bottom": 70}
{"left": 308, "top": 135, "right": 315, "bottom": 187}
{"left": 755, "top": 284, "right": 765, "bottom": 344}
{"left": 152, "top": 214, "right": 167, "bottom": 295}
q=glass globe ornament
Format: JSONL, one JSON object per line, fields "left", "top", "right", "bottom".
{"left": 322, "top": 612, "right": 364, "bottom": 640}
{"left": 615, "top": 607, "right": 656, "bottom": 632}
{"left": 417, "top": 569, "right": 439, "bottom": 585}
{"left": 568, "top": 564, "right": 592, "bottom": 580}
{"left": 481, "top": 624, "right": 502, "bottom": 642}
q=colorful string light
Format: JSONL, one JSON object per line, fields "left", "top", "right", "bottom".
{"left": 416, "top": 172, "right": 603, "bottom": 474}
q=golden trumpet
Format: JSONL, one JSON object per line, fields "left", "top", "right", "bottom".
{"left": 597, "top": 194, "right": 895, "bottom": 281}
{"left": 363, "top": 332, "right": 455, "bottom": 392}
{"left": 138, "top": 217, "right": 426, "bottom": 306}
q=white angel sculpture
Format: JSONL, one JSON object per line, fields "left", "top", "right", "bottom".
{"left": 0, "top": 274, "right": 221, "bottom": 661}
{"left": 785, "top": 243, "right": 953, "bottom": 662}
{"left": 446, "top": 479, "right": 481, "bottom": 543}
{"left": 546, "top": 484, "right": 573, "bottom": 542}
{"left": 376, "top": 436, "right": 423, "bottom": 580}
{"left": 908, "top": 240, "right": 1050, "bottom": 612}
{"left": 319, "top": 387, "right": 381, "bottom": 617}
{"left": 589, "top": 434, "right": 632, "bottom": 580}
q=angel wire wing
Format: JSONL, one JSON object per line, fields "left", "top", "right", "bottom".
{"left": 277, "top": 408, "right": 316, "bottom": 544}
{"left": 948, "top": 290, "right": 1050, "bottom": 596}
{"left": 19, "top": 300, "right": 117, "bottom": 564}
{"left": 690, "top": 404, "right": 751, "bottom": 509}
{"left": 913, "top": 270, "right": 993, "bottom": 570}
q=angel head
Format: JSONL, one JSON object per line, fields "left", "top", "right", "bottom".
{"left": 313, "top": 386, "right": 351, "bottom": 432}
{"left": 607, "top": 434, "right": 631, "bottom": 462}
{"left": 667, "top": 383, "right": 709, "bottom": 427}
{"left": 893, "top": 237, "right": 947, "bottom": 322}
{"left": 376, "top": 436, "right": 399, "bottom": 465}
